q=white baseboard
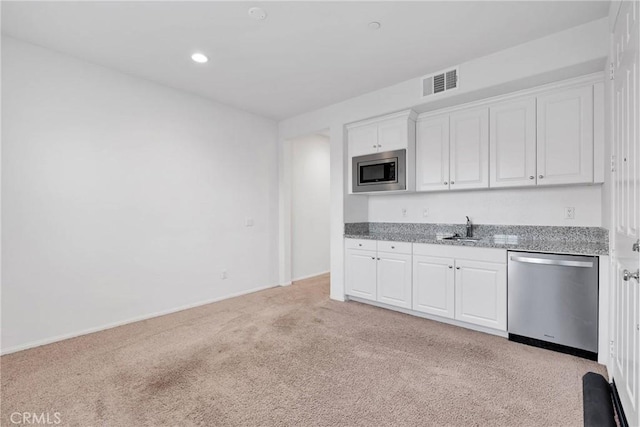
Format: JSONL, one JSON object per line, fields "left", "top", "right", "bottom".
{"left": 0, "top": 283, "right": 278, "bottom": 356}
{"left": 292, "top": 270, "right": 330, "bottom": 282}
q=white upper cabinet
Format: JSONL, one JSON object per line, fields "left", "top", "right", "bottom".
{"left": 348, "top": 123, "right": 379, "bottom": 158}
{"left": 449, "top": 107, "right": 489, "bottom": 190}
{"left": 347, "top": 110, "right": 417, "bottom": 195}
{"left": 415, "top": 107, "right": 489, "bottom": 192}
{"left": 414, "top": 77, "right": 603, "bottom": 193}
{"left": 347, "top": 110, "right": 416, "bottom": 158}
{"left": 537, "top": 85, "right": 594, "bottom": 185}
{"left": 416, "top": 115, "right": 450, "bottom": 191}
{"left": 489, "top": 98, "right": 537, "bottom": 188}
{"left": 377, "top": 117, "right": 411, "bottom": 152}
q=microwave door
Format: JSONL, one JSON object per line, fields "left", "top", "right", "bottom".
{"left": 360, "top": 160, "right": 397, "bottom": 184}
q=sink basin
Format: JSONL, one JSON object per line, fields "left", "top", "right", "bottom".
{"left": 442, "top": 236, "right": 481, "bottom": 243}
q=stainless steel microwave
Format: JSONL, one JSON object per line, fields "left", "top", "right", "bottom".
{"left": 352, "top": 149, "right": 406, "bottom": 193}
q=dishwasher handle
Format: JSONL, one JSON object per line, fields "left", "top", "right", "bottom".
{"left": 509, "top": 255, "right": 593, "bottom": 268}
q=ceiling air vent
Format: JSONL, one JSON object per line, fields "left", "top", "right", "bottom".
{"left": 421, "top": 66, "right": 459, "bottom": 98}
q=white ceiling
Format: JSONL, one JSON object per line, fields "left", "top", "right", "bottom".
{"left": 2, "top": 1, "right": 609, "bottom": 120}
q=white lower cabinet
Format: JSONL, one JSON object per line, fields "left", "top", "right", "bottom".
{"left": 345, "top": 248, "right": 377, "bottom": 300}
{"left": 345, "top": 239, "right": 412, "bottom": 309}
{"left": 412, "top": 244, "right": 507, "bottom": 331}
{"left": 346, "top": 239, "right": 507, "bottom": 332}
{"left": 377, "top": 252, "right": 412, "bottom": 309}
{"left": 412, "top": 255, "right": 455, "bottom": 318}
{"left": 454, "top": 259, "right": 507, "bottom": 330}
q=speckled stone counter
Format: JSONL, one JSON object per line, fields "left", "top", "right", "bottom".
{"left": 344, "top": 222, "right": 609, "bottom": 256}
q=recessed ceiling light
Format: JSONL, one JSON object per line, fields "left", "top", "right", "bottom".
{"left": 191, "top": 53, "right": 208, "bottom": 64}
{"left": 248, "top": 7, "right": 267, "bottom": 21}
{"left": 368, "top": 21, "right": 381, "bottom": 30}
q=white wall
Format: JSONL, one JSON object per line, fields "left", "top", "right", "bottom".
{"left": 291, "top": 134, "right": 330, "bottom": 280}
{"left": 1, "top": 37, "right": 280, "bottom": 353}
{"left": 278, "top": 18, "right": 610, "bottom": 301}
{"left": 367, "top": 186, "right": 602, "bottom": 226}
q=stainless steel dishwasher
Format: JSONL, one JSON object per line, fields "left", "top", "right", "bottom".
{"left": 508, "top": 251, "right": 599, "bottom": 360}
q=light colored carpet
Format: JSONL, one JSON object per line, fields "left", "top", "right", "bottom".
{"left": 2, "top": 274, "right": 605, "bottom": 426}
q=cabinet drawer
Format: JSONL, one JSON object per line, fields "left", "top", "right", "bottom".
{"left": 377, "top": 241, "right": 412, "bottom": 254}
{"left": 345, "top": 238, "right": 377, "bottom": 251}
{"left": 413, "top": 243, "right": 506, "bottom": 263}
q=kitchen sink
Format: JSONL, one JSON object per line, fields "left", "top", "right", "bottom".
{"left": 442, "top": 236, "right": 481, "bottom": 243}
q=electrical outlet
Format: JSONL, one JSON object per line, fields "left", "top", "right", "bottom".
{"left": 245, "top": 217, "right": 254, "bottom": 227}
{"left": 423, "top": 208, "right": 428, "bottom": 218}
{"left": 401, "top": 208, "right": 407, "bottom": 217}
{"left": 564, "top": 207, "right": 575, "bottom": 220}
{"left": 221, "top": 270, "right": 228, "bottom": 280}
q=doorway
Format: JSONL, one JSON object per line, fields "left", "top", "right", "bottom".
{"left": 290, "top": 131, "right": 331, "bottom": 281}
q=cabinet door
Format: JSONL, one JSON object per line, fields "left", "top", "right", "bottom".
{"left": 377, "top": 252, "right": 412, "bottom": 309}
{"left": 345, "top": 249, "right": 377, "bottom": 300}
{"left": 454, "top": 259, "right": 506, "bottom": 330}
{"left": 537, "top": 85, "right": 594, "bottom": 185}
{"left": 378, "top": 118, "right": 408, "bottom": 152}
{"left": 416, "top": 115, "right": 450, "bottom": 191}
{"left": 348, "top": 124, "right": 379, "bottom": 157}
{"left": 413, "top": 255, "right": 455, "bottom": 318}
{"left": 450, "top": 107, "right": 489, "bottom": 190}
{"left": 490, "top": 98, "right": 537, "bottom": 188}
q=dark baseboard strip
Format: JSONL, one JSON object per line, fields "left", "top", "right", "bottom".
{"left": 611, "top": 380, "right": 629, "bottom": 427}
{"left": 508, "top": 333, "right": 597, "bottom": 361}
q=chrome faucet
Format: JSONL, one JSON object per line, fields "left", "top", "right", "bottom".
{"left": 466, "top": 216, "right": 472, "bottom": 238}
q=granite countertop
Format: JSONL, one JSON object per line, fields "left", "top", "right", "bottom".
{"left": 344, "top": 223, "right": 609, "bottom": 256}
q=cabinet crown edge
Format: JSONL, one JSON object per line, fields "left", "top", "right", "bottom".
{"left": 346, "top": 109, "right": 417, "bottom": 130}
